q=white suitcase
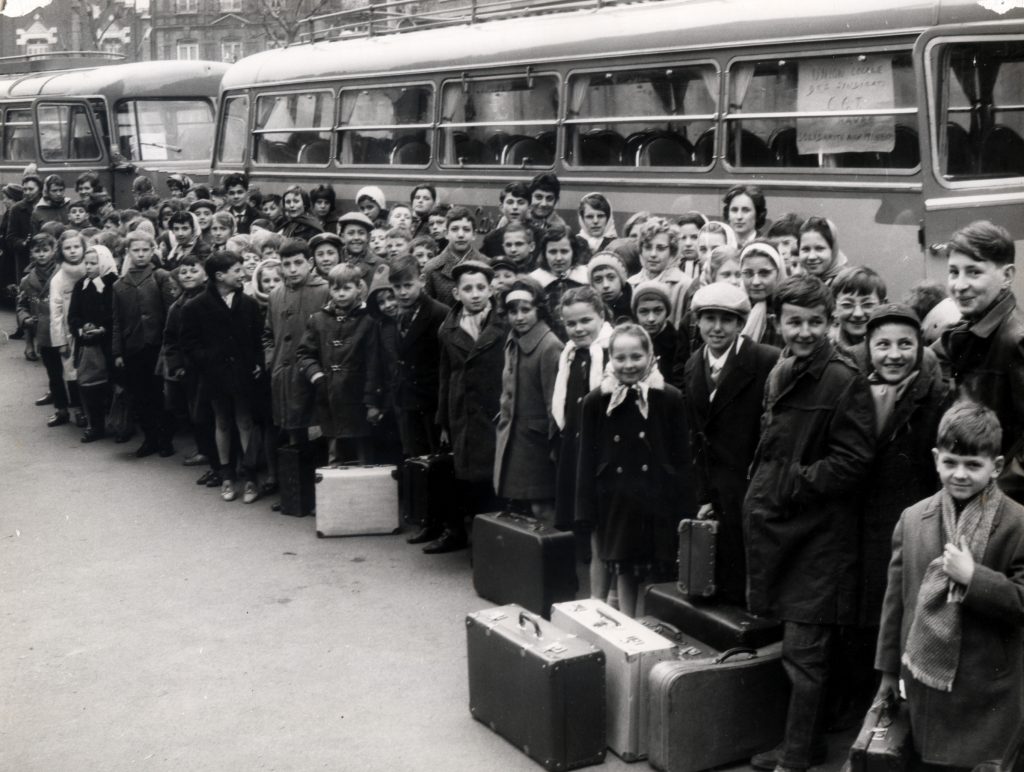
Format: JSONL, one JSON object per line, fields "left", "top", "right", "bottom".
{"left": 315, "top": 465, "right": 401, "bottom": 537}
{"left": 550, "top": 599, "right": 677, "bottom": 761}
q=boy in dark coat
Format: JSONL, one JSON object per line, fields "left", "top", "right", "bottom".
{"left": 180, "top": 251, "right": 265, "bottom": 503}
{"left": 380, "top": 254, "right": 450, "bottom": 544}
{"left": 876, "top": 401, "right": 1024, "bottom": 769}
{"left": 932, "top": 220, "right": 1024, "bottom": 503}
{"left": 297, "top": 264, "right": 382, "bottom": 465}
{"left": 422, "top": 206, "right": 487, "bottom": 307}
{"left": 17, "top": 234, "right": 61, "bottom": 412}
{"left": 112, "top": 231, "right": 179, "bottom": 458}
{"left": 681, "top": 282, "right": 779, "bottom": 606}
{"left": 220, "top": 172, "right": 260, "bottom": 235}
{"left": 744, "top": 275, "right": 875, "bottom": 772}
{"left": 429, "top": 260, "right": 508, "bottom": 554}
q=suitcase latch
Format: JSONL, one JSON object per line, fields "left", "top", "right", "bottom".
{"left": 486, "top": 611, "right": 508, "bottom": 623}
{"left": 543, "top": 643, "right": 568, "bottom": 657}
{"left": 871, "top": 727, "right": 889, "bottom": 740}
{"left": 622, "top": 635, "right": 644, "bottom": 647}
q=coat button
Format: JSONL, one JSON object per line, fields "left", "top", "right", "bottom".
{"left": 641, "top": 464, "right": 648, "bottom": 472}
{"left": 616, "top": 466, "right": 623, "bottom": 474}
{"left": 284, "top": 334, "right": 292, "bottom": 342}
{"left": 638, "top": 431, "right": 645, "bottom": 439}
{"left": 613, "top": 435, "right": 620, "bottom": 442}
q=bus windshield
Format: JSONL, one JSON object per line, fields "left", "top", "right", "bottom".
{"left": 114, "top": 99, "right": 216, "bottom": 162}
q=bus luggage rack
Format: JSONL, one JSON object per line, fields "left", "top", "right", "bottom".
{"left": 296, "top": 0, "right": 651, "bottom": 43}
{"left": 0, "top": 51, "right": 125, "bottom": 76}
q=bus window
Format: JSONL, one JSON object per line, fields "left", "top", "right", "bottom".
{"left": 438, "top": 75, "right": 557, "bottom": 167}
{"left": 37, "top": 103, "right": 101, "bottom": 162}
{"left": 337, "top": 84, "right": 433, "bottom": 166}
{"left": 935, "top": 40, "right": 1024, "bottom": 180}
{"left": 725, "top": 51, "right": 918, "bottom": 170}
{"left": 564, "top": 64, "right": 718, "bottom": 167}
{"left": 3, "top": 108, "right": 35, "bottom": 161}
{"left": 253, "top": 91, "right": 334, "bottom": 165}
{"left": 115, "top": 99, "right": 216, "bottom": 162}
{"left": 217, "top": 95, "right": 249, "bottom": 164}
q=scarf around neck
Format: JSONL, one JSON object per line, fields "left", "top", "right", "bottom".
{"left": 600, "top": 359, "right": 665, "bottom": 419}
{"left": 552, "top": 321, "right": 613, "bottom": 430}
{"left": 902, "top": 483, "right": 1002, "bottom": 691}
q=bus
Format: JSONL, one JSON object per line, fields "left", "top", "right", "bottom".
{"left": 0, "top": 56, "right": 228, "bottom": 206}
{"left": 212, "top": 0, "right": 1024, "bottom": 298}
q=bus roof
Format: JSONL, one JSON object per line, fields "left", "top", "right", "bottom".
{"left": 220, "top": 0, "right": 1024, "bottom": 90}
{"left": 0, "top": 60, "right": 229, "bottom": 102}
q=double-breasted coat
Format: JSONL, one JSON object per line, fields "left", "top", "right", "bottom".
{"left": 493, "top": 320, "right": 563, "bottom": 500}
{"left": 297, "top": 304, "right": 382, "bottom": 439}
{"left": 262, "top": 273, "right": 329, "bottom": 430}
{"left": 378, "top": 295, "right": 449, "bottom": 413}
{"left": 744, "top": 340, "right": 876, "bottom": 624}
{"left": 682, "top": 338, "right": 780, "bottom": 604}
{"left": 575, "top": 383, "right": 696, "bottom": 563}
{"left": 876, "top": 492, "right": 1024, "bottom": 767}
{"left": 436, "top": 303, "right": 509, "bottom": 482}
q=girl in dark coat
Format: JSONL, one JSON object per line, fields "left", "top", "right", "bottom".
{"left": 297, "top": 264, "right": 382, "bottom": 464}
{"left": 576, "top": 322, "right": 696, "bottom": 616}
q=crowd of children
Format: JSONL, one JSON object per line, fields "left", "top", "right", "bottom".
{"left": 3, "top": 167, "right": 1024, "bottom": 772}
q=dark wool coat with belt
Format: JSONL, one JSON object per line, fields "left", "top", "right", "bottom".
{"left": 575, "top": 384, "right": 696, "bottom": 563}
{"left": 682, "top": 338, "right": 780, "bottom": 605}
{"left": 437, "top": 303, "right": 509, "bottom": 482}
{"left": 297, "top": 304, "right": 382, "bottom": 439}
{"left": 111, "top": 265, "right": 178, "bottom": 358}
{"left": 179, "top": 284, "right": 264, "bottom": 404}
{"left": 933, "top": 290, "right": 1024, "bottom": 502}
{"left": 744, "top": 340, "right": 876, "bottom": 624}
{"left": 378, "top": 295, "right": 449, "bottom": 413}
{"left": 262, "top": 273, "right": 329, "bottom": 430}
{"left": 493, "top": 320, "right": 562, "bottom": 500}
{"left": 857, "top": 348, "right": 950, "bottom": 627}
{"left": 876, "top": 492, "right": 1024, "bottom": 767}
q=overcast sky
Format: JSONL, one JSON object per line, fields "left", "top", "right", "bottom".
{"left": 2, "top": 0, "right": 151, "bottom": 17}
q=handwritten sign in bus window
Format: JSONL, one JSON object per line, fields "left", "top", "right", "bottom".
{"left": 796, "top": 55, "right": 895, "bottom": 155}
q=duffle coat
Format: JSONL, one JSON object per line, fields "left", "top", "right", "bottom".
{"left": 437, "top": 303, "right": 509, "bottom": 482}
{"left": 876, "top": 492, "right": 1024, "bottom": 767}
{"left": 682, "top": 338, "right": 780, "bottom": 604}
{"left": 262, "top": 273, "right": 329, "bottom": 430}
{"left": 296, "top": 304, "right": 381, "bottom": 439}
{"left": 111, "top": 265, "right": 178, "bottom": 359}
{"left": 493, "top": 320, "right": 562, "bottom": 500}
{"left": 744, "top": 340, "right": 876, "bottom": 624}
{"left": 179, "top": 284, "right": 264, "bottom": 404}
{"left": 575, "top": 384, "right": 695, "bottom": 563}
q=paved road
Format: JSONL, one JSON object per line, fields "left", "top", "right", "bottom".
{"left": 0, "top": 308, "right": 854, "bottom": 772}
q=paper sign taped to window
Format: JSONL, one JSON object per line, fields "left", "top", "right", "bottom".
{"left": 796, "top": 56, "right": 895, "bottom": 155}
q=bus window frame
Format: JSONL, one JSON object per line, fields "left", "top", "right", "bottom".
{"left": 562, "top": 58, "right": 721, "bottom": 172}
{"left": 112, "top": 95, "right": 218, "bottom": 165}
{"left": 1, "top": 103, "right": 37, "bottom": 164}
{"left": 216, "top": 92, "right": 251, "bottom": 167}
{"left": 924, "top": 33, "right": 1024, "bottom": 191}
{"left": 251, "top": 87, "right": 336, "bottom": 168}
{"left": 335, "top": 80, "right": 434, "bottom": 169}
{"left": 34, "top": 98, "right": 105, "bottom": 165}
{"left": 722, "top": 45, "right": 921, "bottom": 176}
{"left": 437, "top": 70, "right": 561, "bottom": 170}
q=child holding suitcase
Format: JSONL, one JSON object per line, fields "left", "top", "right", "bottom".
{"left": 875, "top": 401, "right": 1024, "bottom": 770}
{"left": 575, "top": 322, "right": 695, "bottom": 616}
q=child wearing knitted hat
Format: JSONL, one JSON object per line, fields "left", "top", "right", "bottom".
{"left": 632, "top": 281, "right": 676, "bottom": 377}
{"left": 588, "top": 251, "right": 633, "bottom": 323}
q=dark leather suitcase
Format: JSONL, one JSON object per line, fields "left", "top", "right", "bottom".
{"left": 400, "top": 452, "right": 455, "bottom": 527}
{"left": 637, "top": 617, "right": 721, "bottom": 661}
{"left": 678, "top": 518, "right": 717, "bottom": 598}
{"left": 472, "top": 512, "right": 578, "bottom": 618}
{"left": 647, "top": 644, "right": 789, "bottom": 772}
{"left": 466, "top": 605, "right": 606, "bottom": 771}
{"left": 277, "top": 444, "right": 316, "bottom": 517}
{"left": 848, "top": 690, "right": 912, "bottom": 772}
{"left": 641, "top": 582, "right": 782, "bottom": 651}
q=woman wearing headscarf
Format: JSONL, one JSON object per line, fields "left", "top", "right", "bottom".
{"left": 576, "top": 192, "right": 618, "bottom": 256}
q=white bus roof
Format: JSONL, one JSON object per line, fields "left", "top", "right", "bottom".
{"left": 221, "top": 0, "right": 1024, "bottom": 90}
{"left": 0, "top": 60, "right": 229, "bottom": 101}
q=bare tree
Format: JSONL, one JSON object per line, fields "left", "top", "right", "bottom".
{"left": 70, "top": 0, "right": 128, "bottom": 50}
{"left": 253, "top": 0, "right": 343, "bottom": 47}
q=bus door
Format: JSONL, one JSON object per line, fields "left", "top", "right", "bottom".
{"left": 916, "top": 24, "right": 1024, "bottom": 297}
{"left": 31, "top": 97, "right": 112, "bottom": 197}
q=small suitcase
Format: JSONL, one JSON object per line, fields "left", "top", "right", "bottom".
{"left": 466, "top": 605, "right": 607, "bottom": 772}
{"left": 678, "top": 518, "right": 717, "bottom": 598}
{"left": 641, "top": 582, "right": 782, "bottom": 651}
{"left": 472, "top": 512, "right": 578, "bottom": 618}
{"left": 277, "top": 444, "right": 317, "bottom": 517}
{"left": 848, "top": 690, "right": 912, "bottom": 772}
{"left": 315, "top": 464, "right": 401, "bottom": 537}
{"left": 551, "top": 600, "right": 677, "bottom": 761}
{"left": 401, "top": 452, "right": 455, "bottom": 527}
{"left": 647, "top": 644, "right": 790, "bottom": 772}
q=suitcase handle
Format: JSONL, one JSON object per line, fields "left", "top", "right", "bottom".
{"left": 595, "top": 608, "right": 622, "bottom": 627}
{"left": 518, "top": 611, "right": 543, "bottom": 639}
{"left": 714, "top": 647, "right": 757, "bottom": 664}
